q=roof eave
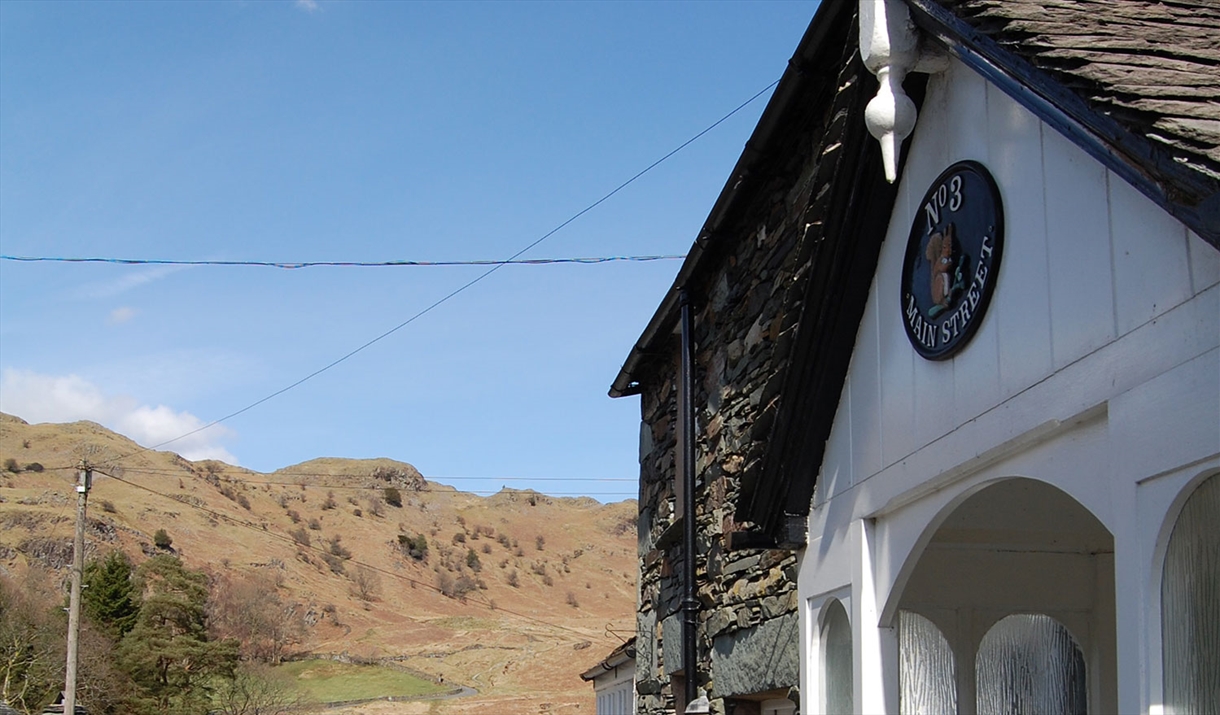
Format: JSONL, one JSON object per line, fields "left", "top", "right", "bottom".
{"left": 608, "top": 0, "right": 854, "bottom": 399}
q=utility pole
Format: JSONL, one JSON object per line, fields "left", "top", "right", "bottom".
{"left": 63, "top": 462, "right": 91, "bottom": 715}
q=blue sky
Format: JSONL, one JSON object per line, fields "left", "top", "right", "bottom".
{"left": 0, "top": 0, "right": 817, "bottom": 502}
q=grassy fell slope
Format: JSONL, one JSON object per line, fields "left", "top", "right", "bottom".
{"left": 0, "top": 412, "right": 638, "bottom": 714}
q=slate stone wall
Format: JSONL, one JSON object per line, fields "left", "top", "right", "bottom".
{"left": 632, "top": 38, "right": 865, "bottom": 713}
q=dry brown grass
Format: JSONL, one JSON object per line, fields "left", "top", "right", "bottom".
{"left": 0, "top": 412, "right": 638, "bottom": 714}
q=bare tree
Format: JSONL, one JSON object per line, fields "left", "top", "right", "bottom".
{"left": 0, "top": 571, "right": 60, "bottom": 712}
{"left": 212, "top": 665, "right": 300, "bottom": 715}
{"left": 350, "top": 566, "right": 382, "bottom": 602}
{"left": 208, "top": 571, "right": 305, "bottom": 664}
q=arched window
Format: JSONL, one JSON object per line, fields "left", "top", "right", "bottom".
{"left": 899, "top": 610, "right": 956, "bottom": 715}
{"left": 975, "top": 614, "right": 1086, "bottom": 715}
{"left": 1162, "top": 473, "right": 1219, "bottom": 715}
{"left": 822, "top": 599, "right": 853, "bottom": 714}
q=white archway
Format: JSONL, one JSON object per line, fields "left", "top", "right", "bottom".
{"left": 888, "top": 478, "right": 1116, "bottom": 714}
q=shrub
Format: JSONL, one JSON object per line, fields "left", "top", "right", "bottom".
{"left": 307, "top": 518, "right": 321, "bottom": 531}
{"left": 287, "top": 509, "right": 301, "bottom": 524}
{"left": 290, "top": 528, "right": 311, "bottom": 547}
{"left": 383, "top": 487, "right": 402, "bottom": 508}
{"left": 321, "top": 491, "right": 337, "bottom": 511}
{"left": 466, "top": 549, "right": 481, "bottom": 572}
{"left": 353, "top": 508, "right": 362, "bottom": 517}
{"left": 566, "top": 591, "right": 579, "bottom": 608}
{"left": 452, "top": 575, "right": 478, "bottom": 601}
{"left": 497, "top": 533, "right": 511, "bottom": 548}
{"left": 452, "top": 532, "right": 466, "bottom": 544}
{"left": 327, "top": 536, "right": 351, "bottom": 560}
{"left": 398, "top": 533, "right": 428, "bottom": 561}
{"left": 322, "top": 553, "right": 346, "bottom": 575}
{"left": 367, "top": 497, "right": 384, "bottom": 518}
{"left": 236, "top": 494, "right": 251, "bottom": 510}
{"left": 23, "top": 462, "right": 43, "bottom": 473}
{"left": 507, "top": 570, "right": 520, "bottom": 588}
{"left": 154, "top": 529, "right": 173, "bottom": 550}
{"left": 535, "top": 535, "right": 545, "bottom": 551}
{"left": 542, "top": 574, "right": 554, "bottom": 587}
{"left": 101, "top": 500, "right": 117, "bottom": 514}
{"left": 3, "top": 458, "right": 19, "bottom": 473}
{"left": 481, "top": 543, "right": 492, "bottom": 555}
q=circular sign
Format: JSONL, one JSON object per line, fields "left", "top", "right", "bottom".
{"left": 900, "top": 161, "right": 1004, "bottom": 360}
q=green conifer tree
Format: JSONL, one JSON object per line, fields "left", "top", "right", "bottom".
{"left": 82, "top": 551, "right": 141, "bottom": 638}
{"left": 116, "top": 555, "right": 238, "bottom": 714}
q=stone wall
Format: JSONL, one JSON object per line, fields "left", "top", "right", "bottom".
{"left": 633, "top": 33, "right": 865, "bottom": 713}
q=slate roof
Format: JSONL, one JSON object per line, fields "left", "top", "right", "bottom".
{"left": 942, "top": 0, "right": 1220, "bottom": 175}
{"left": 920, "top": 0, "right": 1220, "bottom": 245}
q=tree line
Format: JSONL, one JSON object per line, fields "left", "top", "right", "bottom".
{"left": 0, "top": 551, "right": 301, "bottom": 714}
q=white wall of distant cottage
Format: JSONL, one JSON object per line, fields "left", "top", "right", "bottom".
{"left": 591, "top": 662, "right": 636, "bottom": 715}
{"left": 797, "top": 56, "right": 1219, "bottom": 715}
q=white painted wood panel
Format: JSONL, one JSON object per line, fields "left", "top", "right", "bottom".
{"left": 820, "top": 381, "right": 853, "bottom": 503}
{"left": 904, "top": 75, "right": 957, "bottom": 450}
{"left": 1188, "top": 230, "right": 1220, "bottom": 293}
{"left": 987, "top": 83, "right": 1054, "bottom": 400}
{"left": 947, "top": 63, "right": 1003, "bottom": 423}
{"left": 1042, "top": 127, "right": 1116, "bottom": 369}
{"left": 944, "top": 61, "right": 990, "bottom": 163}
{"left": 1109, "top": 347, "right": 1220, "bottom": 485}
{"left": 878, "top": 190, "right": 917, "bottom": 468}
{"left": 850, "top": 287, "right": 883, "bottom": 483}
{"left": 1109, "top": 174, "right": 1192, "bottom": 335}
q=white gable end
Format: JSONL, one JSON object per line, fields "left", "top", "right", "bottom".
{"left": 799, "top": 55, "right": 1219, "bottom": 715}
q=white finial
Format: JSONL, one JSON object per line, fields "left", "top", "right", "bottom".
{"left": 859, "top": 0, "right": 947, "bottom": 182}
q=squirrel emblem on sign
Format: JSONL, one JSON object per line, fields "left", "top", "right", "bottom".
{"left": 925, "top": 222, "right": 965, "bottom": 317}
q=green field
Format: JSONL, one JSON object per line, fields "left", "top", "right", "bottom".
{"left": 274, "top": 660, "right": 448, "bottom": 702}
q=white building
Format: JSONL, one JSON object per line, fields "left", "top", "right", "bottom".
{"left": 795, "top": 2, "right": 1219, "bottom": 714}
{"left": 581, "top": 638, "right": 637, "bottom": 715}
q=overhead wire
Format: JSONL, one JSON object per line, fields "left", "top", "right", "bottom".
{"left": 97, "top": 78, "right": 782, "bottom": 465}
{"left": 0, "top": 254, "right": 684, "bottom": 269}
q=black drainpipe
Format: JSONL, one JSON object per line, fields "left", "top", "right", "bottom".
{"left": 679, "top": 288, "right": 698, "bottom": 710}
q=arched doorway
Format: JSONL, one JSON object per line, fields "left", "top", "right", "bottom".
{"left": 894, "top": 478, "right": 1116, "bottom": 714}
{"left": 1161, "top": 472, "right": 1219, "bottom": 715}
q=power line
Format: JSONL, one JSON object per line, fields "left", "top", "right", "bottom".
{"left": 95, "top": 77, "right": 780, "bottom": 463}
{"left": 32, "top": 465, "right": 640, "bottom": 499}
{"left": 0, "top": 254, "right": 684, "bottom": 269}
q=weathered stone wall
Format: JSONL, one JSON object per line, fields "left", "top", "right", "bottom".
{"left": 633, "top": 35, "right": 864, "bottom": 713}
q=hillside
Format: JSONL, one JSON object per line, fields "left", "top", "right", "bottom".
{"left": 0, "top": 412, "right": 638, "bottom": 714}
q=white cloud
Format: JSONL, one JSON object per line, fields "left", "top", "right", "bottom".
{"left": 77, "top": 265, "right": 186, "bottom": 300}
{"left": 0, "top": 368, "right": 238, "bottom": 464}
{"left": 295, "top": 0, "right": 320, "bottom": 12}
{"left": 107, "top": 306, "right": 137, "bottom": 325}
